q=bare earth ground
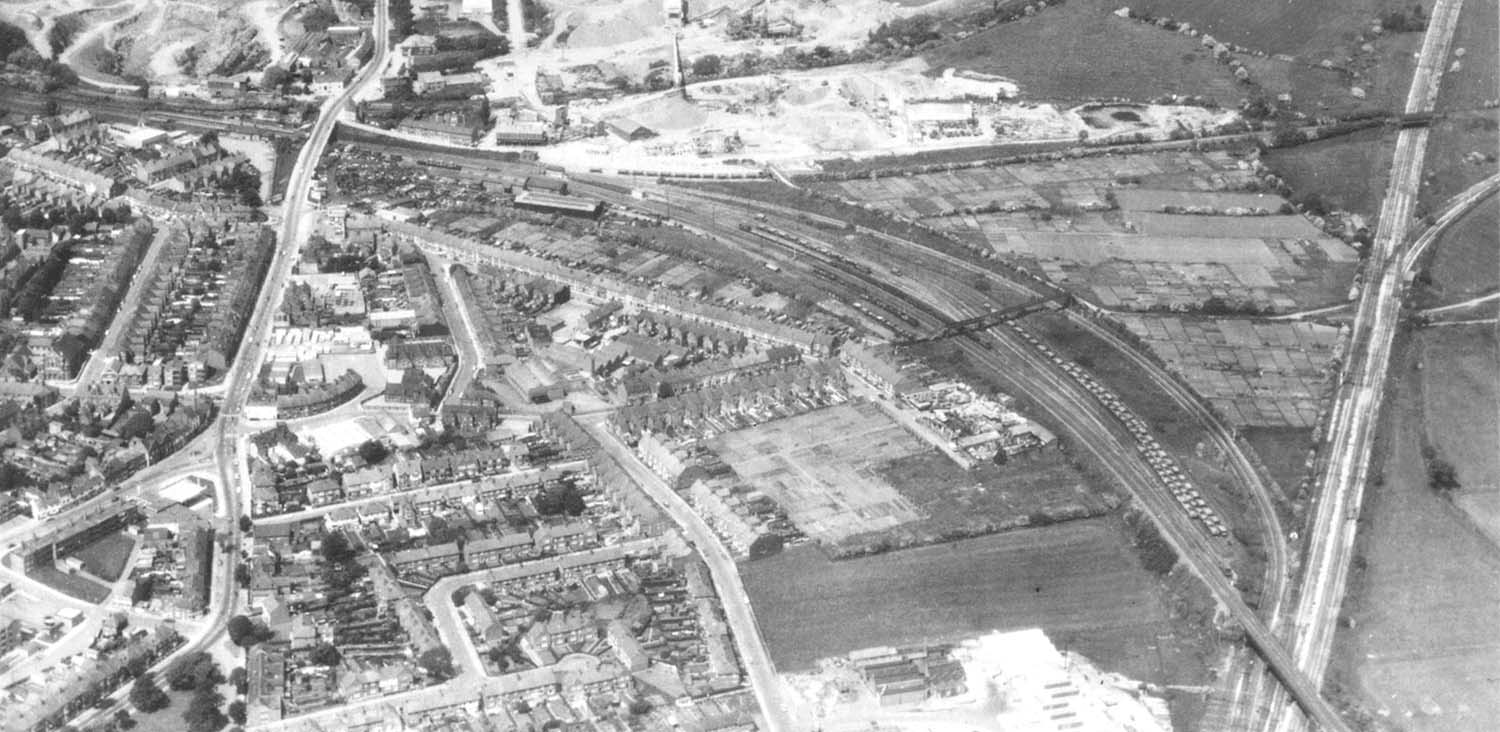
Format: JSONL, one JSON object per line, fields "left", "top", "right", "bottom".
{"left": 1332, "top": 324, "right": 1500, "bottom": 731}
{"left": 706, "top": 401, "right": 928, "bottom": 546}
{"left": 739, "top": 517, "right": 1208, "bottom": 687}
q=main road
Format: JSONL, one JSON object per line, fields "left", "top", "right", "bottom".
{"left": 58, "top": 0, "right": 392, "bottom": 728}
{"left": 1275, "top": 0, "right": 1467, "bottom": 729}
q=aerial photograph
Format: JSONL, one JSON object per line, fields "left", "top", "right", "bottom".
{"left": 0, "top": 0, "right": 1492, "bottom": 729}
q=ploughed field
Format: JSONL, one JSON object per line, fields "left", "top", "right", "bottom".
{"left": 739, "top": 518, "right": 1195, "bottom": 684}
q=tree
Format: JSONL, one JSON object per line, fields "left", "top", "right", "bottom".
{"left": 309, "top": 643, "right": 341, "bottom": 667}
{"left": 260, "top": 65, "right": 292, "bottom": 91}
{"left": 229, "top": 667, "right": 247, "bottom": 696}
{"left": 234, "top": 564, "right": 251, "bottom": 588}
{"left": 183, "top": 685, "right": 226, "bottom": 732}
{"left": 226, "top": 700, "right": 246, "bottom": 726}
{"left": 114, "top": 710, "right": 137, "bottom": 730}
{"left": 227, "top": 615, "right": 258, "bottom": 647}
{"left": 629, "top": 698, "right": 653, "bottom": 715}
{"left": 238, "top": 515, "right": 253, "bottom": 533}
{"left": 232, "top": 616, "right": 274, "bottom": 647}
{"left": 418, "top": 647, "right": 455, "bottom": 680}
{"left": 168, "top": 652, "right": 223, "bottom": 691}
{"left": 356, "top": 439, "right": 389, "bottom": 465}
{"left": 321, "top": 530, "right": 356, "bottom": 564}
{"left": 129, "top": 673, "right": 170, "bottom": 713}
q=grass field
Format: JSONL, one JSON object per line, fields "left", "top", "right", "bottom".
{"left": 1419, "top": 324, "right": 1500, "bottom": 543}
{"left": 1422, "top": 193, "right": 1499, "bottom": 305}
{"left": 1263, "top": 126, "right": 1396, "bottom": 218}
{"left": 1241, "top": 426, "right": 1316, "bottom": 498}
{"left": 31, "top": 566, "right": 111, "bottom": 604}
{"left": 1419, "top": 0, "right": 1500, "bottom": 210}
{"left": 1331, "top": 327, "right": 1500, "bottom": 731}
{"left": 69, "top": 530, "right": 136, "bottom": 583}
{"left": 923, "top": 1, "right": 1246, "bottom": 106}
{"left": 739, "top": 518, "right": 1210, "bottom": 687}
{"left": 1125, "top": 0, "right": 1378, "bottom": 57}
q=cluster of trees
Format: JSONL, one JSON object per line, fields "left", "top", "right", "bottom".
{"left": 135, "top": 652, "right": 226, "bottom": 732}
{"left": 1381, "top": 4, "right": 1428, "bottom": 32}
{"left": 46, "top": 14, "right": 84, "bottom": 58}
{"left": 300, "top": 5, "right": 342, "bottom": 34}
{"left": 418, "top": 647, "right": 455, "bottom": 680}
{"left": 867, "top": 14, "right": 942, "bottom": 52}
{"left": 533, "top": 480, "right": 588, "bottom": 516}
{"left": 0, "top": 20, "right": 77, "bottom": 91}
{"left": 128, "top": 672, "right": 170, "bottom": 713}
{"left": 322, "top": 529, "right": 368, "bottom": 594}
{"left": 390, "top": 0, "right": 415, "bottom": 41}
{"left": 220, "top": 165, "right": 263, "bottom": 208}
{"left": 228, "top": 614, "right": 276, "bottom": 647}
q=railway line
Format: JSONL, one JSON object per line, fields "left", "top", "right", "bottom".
{"left": 562, "top": 176, "right": 1349, "bottom": 731}
{"left": 1274, "top": 0, "right": 1468, "bottom": 728}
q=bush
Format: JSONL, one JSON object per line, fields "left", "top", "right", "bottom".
{"left": 691, "top": 54, "right": 722, "bottom": 79}
{"left": 1127, "top": 512, "right": 1178, "bottom": 576}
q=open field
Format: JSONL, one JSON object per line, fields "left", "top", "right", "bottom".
{"left": 922, "top": 1, "right": 1247, "bottom": 105}
{"left": 708, "top": 401, "right": 927, "bottom": 545}
{"left": 1419, "top": 324, "right": 1500, "bottom": 543}
{"left": 1263, "top": 127, "right": 1395, "bottom": 218}
{"left": 1114, "top": 315, "right": 1340, "bottom": 428}
{"left": 814, "top": 150, "right": 1358, "bottom": 311}
{"left": 1023, "top": 312, "right": 1221, "bottom": 452}
{"left": 1241, "top": 426, "right": 1316, "bottom": 497}
{"left": 69, "top": 530, "right": 136, "bottom": 583}
{"left": 857, "top": 447, "right": 1120, "bottom": 553}
{"left": 1422, "top": 193, "right": 1499, "bottom": 306}
{"left": 739, "top": 518, "right": 1210, "bottom": 687}
{"left": 31, "top": 566, "right": 111, "bottom": 604}
{"left": 1331, "top": 327, "right": 1500, "bottom": 732}
{"left": 815, "top": 150, "right": 1256, "bottom": 219}
{"left": 1419, "top": 0, "right": 1500, "bottom": 210}
{"left": 1125, "top": 0, "right": 1421, "bottom": 114}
